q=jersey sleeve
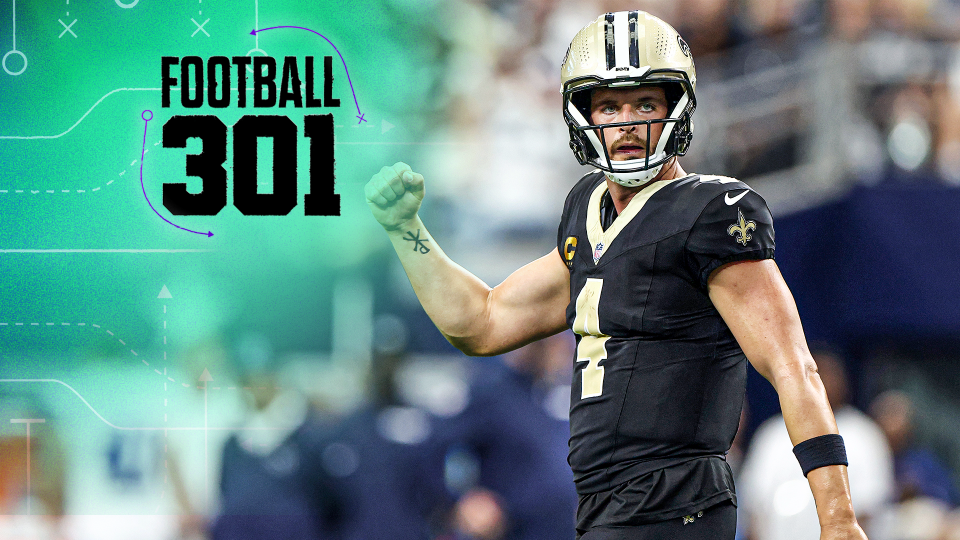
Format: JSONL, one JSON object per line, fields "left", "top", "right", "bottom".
{"left": 557, "top": 171, "right": 600, "bottom": 253}
{"left": 557, "top": 178, "right": 581, "bottom": 260}
{"left": 684, "top": 189, "right": 775, "bottom": 290}
{"left": 557, "top": 199, "right": 570, "bottom": 254}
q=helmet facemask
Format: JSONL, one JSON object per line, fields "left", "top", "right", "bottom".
{"left": 563, "top": 76, "right": 695, "bottom": 188}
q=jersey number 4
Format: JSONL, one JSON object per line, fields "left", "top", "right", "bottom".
{"left": 573, "top": 278, "right": 610, "bottom": 399}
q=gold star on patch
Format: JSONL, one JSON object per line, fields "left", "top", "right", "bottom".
{"left": 727, "top": 208, "right": 756, "bottom": 246}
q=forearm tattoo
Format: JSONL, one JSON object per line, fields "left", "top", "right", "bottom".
{"left": 403, "top": 229, "right": 431, "bottom": 254}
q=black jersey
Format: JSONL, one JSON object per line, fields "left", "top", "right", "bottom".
{"left": 556, "top": 171, "right": 775, "bottom": 507}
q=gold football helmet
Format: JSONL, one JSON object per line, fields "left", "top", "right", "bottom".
{"left": 561, "top": 11, "right": 697, "bottom": 187}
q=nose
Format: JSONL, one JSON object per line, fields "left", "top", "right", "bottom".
{"left": 617, "top": 105, "right": 639, "bottom": 130}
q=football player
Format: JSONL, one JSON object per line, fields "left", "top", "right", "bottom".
{"left": 365, "top": 10, "right": 866, "bottom": 540}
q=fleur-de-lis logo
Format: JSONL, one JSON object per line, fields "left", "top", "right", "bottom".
{"left": 727, "top": 208, "right": 756, "bottom": 246}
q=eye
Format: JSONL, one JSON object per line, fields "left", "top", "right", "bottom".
{"left": 600, "top": 104, "right": 618, "bottom": 115}
{"left": 638, "top": 102, "right": 657, "bottom": 113}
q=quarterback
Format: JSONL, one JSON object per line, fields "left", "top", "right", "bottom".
{"left": 365, "top": 11, "right": 866, "bottom": 540}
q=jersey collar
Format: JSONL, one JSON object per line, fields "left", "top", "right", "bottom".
{"left": 585, "top": 176, "right": 676, "bottom": 265}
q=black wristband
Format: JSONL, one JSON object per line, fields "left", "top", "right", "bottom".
{"left": 792, "top": 434, "right": 848, "bottom": 477}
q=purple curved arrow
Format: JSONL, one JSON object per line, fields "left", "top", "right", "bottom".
{"left": 139, "top": 110, "right": 214, "bottom": 238}
{"left": 251, "top": 25, "right": 367, "bottom": 124}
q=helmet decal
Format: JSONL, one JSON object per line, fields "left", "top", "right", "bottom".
{"left": 604, "top": 13, "right": 616, "bottom": 72}
{"left": 628, "top": 11, "right": 640, "bottom": 68}
{"left": 678, "top": 36, "right": 691, "bottom": 58}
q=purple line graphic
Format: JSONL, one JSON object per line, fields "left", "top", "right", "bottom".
{"left": 250, "top": 26, "right": 366, "bottom": 124}
{"left": 139, "top": 110, "right": 213, "bottom": 237}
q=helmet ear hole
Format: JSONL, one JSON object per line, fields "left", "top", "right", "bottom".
{"left": 567, "top": 125, "right": 598, "bottom": 164}
{"left": 667, "top": 115, "right": 693, "bottom": 156}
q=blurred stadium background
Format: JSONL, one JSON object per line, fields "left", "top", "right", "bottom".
{"left": 2, "top": 0, "right": 960, "bottom": 538}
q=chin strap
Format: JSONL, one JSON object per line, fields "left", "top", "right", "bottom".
{"left": 604, "top": 164, "right": 662, "bottom": 187}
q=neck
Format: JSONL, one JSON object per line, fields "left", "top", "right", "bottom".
{"left": 606, "top": 158, "right": 686, "bottom": 214}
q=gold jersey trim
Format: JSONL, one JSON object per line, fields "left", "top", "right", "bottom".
{"left": 585, "top": 177, "right": 674, "bottom": 264}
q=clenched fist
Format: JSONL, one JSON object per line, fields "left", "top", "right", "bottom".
{"left": 365, "top": 162, "right": 425, "bottom": 231}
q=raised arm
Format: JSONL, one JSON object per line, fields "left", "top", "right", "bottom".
{"left": 365, "top": 162, "right": 570, "bottom": 356}
{"left": 707, "top": 259, "right": 867, "bottom": 540}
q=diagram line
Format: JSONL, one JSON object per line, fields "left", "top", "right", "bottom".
{"left": 0, "top": 249, "right": 213, "bottom": 253}
{"left": 336, "top": 142, "right": 460, "bottom": 146}
{"left": 0, "top": 86, "right": 294, "bottom": 140}
{"left": 0, "top": 88, "right": 161, "bottom": 140}
{"left": 2, "top": 319, "right": 184, "bottom": 385}
{"left": 26, "top": 421, "right": 30, "bottom": 513}
{"left": 12, "top": 0, "right": 16, "bottom": 49}
{"left": 1, "top": 379, "right": 135, "bottom": 430}
{"left": 251, "top": 26, "right": 366, "bottom": 123}
{"left": 10, "top": 419, "right": 44, "bottom": 515}
{"left": 138, "top": 110, "right": 213, "bottom": 237}
{"left": 26, "top": 421, "right": 29, "bottom": 513}
{"left": 0, "top": 379, "right": 281, "bottom": 431}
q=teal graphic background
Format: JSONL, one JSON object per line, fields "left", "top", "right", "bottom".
{"left": 0, "top": 0, "right": 439, "bottom": 515}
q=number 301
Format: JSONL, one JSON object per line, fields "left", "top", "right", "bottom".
{"left": 161, "top": 114, "right": 339, "bottom": 216}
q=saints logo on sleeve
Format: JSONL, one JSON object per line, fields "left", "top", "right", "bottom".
{"left": 685, "top": 187, "right": 775, "bottom": 290}
{"left": 727, "top": 209, "right": 756, "bottom": 246}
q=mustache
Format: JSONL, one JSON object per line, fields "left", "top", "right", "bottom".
{"left": 611, "top": 135, "right": 646, "bottom": 153}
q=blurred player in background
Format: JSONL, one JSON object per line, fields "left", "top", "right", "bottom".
{"left": 366, "top": 10, "right": 865, "bottom": 540}
{"left": 211, "top": 334, "right": 342, "bottom": 540}
{"left": 435, "top": 332, "right": 578, "bottom": 540}
{"left": 319, "top": 316, "right": 446, "bottom": 540}
{"left": 740, "top": 350, "right": 893, "bottom": 539}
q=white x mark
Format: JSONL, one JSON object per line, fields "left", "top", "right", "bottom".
{"left": 191, "top": 18, "right": 210, "bottom": 37}
{"left": 58, "top": 19, "right": 77, "bottom": 38}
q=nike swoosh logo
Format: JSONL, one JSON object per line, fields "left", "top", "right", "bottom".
{"left": 724, "top": 190, "right": 749, "bottom": 205}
